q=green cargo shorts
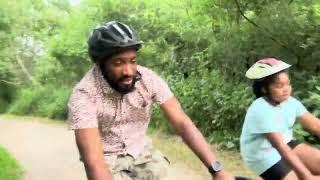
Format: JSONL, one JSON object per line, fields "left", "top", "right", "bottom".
{"left": 106, "top": 145, "right": 170, "bottom": 180}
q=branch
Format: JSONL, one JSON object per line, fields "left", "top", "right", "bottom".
{"left": 234, "top": 0, "right": 259, "bottom": 28}
{"left": 233, "top": 0, "right": 297, "bottom": 56}
{"left": 15, "top": 52, "right": 38, "bottom": 85}
{"left": 0, "top": 79, "right": 20, "bottom": 86}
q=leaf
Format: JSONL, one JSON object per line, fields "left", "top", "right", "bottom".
{"left": 225, "top": 141, "right": 235, "bottom": 149}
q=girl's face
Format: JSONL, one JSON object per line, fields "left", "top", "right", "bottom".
{"left": 267, "top": 72, "right": 292, "bottom": 103}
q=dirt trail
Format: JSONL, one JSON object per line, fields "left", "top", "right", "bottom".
{"left": 0, "top": 118, "right": 206, "bottom": 180}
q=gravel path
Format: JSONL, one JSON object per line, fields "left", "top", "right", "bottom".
{"left": 0, "top": 118, "right": 86, "bottom": 180}
{"left": 0, "top": 118, "right": 206, "bottom": 180}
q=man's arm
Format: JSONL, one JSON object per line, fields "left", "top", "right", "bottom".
{"left": 298, "top": 111, "right": 320, "bottom": 138}
{"left": 74, "top": 128, "right": 113, "bottom": 180}
{"left": 160, "top": 97, "right": 233, "bottom": 179}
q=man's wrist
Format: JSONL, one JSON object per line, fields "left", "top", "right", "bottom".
{"left": 208, "top": 160, "right": 223, "bottom": 176}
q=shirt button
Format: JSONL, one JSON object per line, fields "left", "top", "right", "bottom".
{"left": 122, "top": 143, "right": 126, "bottom": 148}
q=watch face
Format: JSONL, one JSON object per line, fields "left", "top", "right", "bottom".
{"left": 209, "top": 160, "right": 223, "bottom": 175}
{"left": 212, "top": 161, "right": 222, "bottom": 171}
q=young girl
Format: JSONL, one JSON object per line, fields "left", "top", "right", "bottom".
{"left": 240, "top": 58, "right": 320, "bottom": 180}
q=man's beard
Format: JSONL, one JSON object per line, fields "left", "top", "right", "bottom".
{"left": 100, "top": 65, "right": 141, "bottom": 94}
{"left": 106, "top": 74, "right": 140, "bottom": 94}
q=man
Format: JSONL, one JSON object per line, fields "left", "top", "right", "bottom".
{"left": 68, "top": 21, "right": 234, "bottom": 180}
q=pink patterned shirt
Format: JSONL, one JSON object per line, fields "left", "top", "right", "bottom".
{"left": 68, "top": 65, "right": 173, "bottom": 161}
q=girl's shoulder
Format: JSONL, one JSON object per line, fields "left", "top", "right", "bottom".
{"left": 249, "top": 97, "right": 269, "bottom": 109}
{"left": 286, "top": 96, "right": 300, "bottom": 104}
{"left": 247, "top": 97, "right": 274, "bottom": 116}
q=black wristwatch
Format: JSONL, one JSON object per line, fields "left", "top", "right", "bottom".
{"left": 208, "top": 160, "right": 223, "bottom": 176}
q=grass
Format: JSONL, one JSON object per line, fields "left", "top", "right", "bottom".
{"left": 0, "top": 146, "right": 24, "bottom": 180}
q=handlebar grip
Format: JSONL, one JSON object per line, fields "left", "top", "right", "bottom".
{"left": 235, "top": 176, "right": 252, "bottom": 180}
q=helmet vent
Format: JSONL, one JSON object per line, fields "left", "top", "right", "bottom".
{"left": 260, "top": 63, "right": 272, "bottom": 67}
{"left": 112, "top": 23, "right": 130, "bottom": 43}
{"left": 257, "top": 65, "right": 267, "bottom": 68}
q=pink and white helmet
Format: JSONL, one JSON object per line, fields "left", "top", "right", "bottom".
{"left": 245, "top": 58, "right": 291, "bottom": 79}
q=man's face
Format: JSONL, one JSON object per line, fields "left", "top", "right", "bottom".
{"left": 101, "top": 49, "right": 138, "bottom": 94}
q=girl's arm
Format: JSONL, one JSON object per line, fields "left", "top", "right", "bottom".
{"left": 299, "top": 112, "right": 320, "bottom": 138}
{"left": 265, "top": 132, "right": 312, "bottom": 179}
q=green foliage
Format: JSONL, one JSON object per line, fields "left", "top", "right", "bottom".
{"left": 200, "top": 0, "right": 320, "bottom": 81}
{"left": 293, "top": 75, "right": 320, "bottom": 146}
{"left": 149, "top": 105, "right": 175, "bottom": 134}
{"left": 149, "top": 69, "right": 252, "bottom": 148}
{"left": 0, "top": 82, "right": 15, "bottom": 113}
{"left": 165, "top": 69, "right": 252, "bottom": 148}
{"left": 294, "top": 124, "right": 320, "bottom": 148}
{"left": 0, "top": 0, "right": 68, "bottom": 112}
{"left": 301, "top": 77, "right": 320, "bottom": 116}
{"left": 0, "top": 145, "right": 24, "bottom": 180}
{"left": 8, "top": 85, "right": 70, "bottom": 120}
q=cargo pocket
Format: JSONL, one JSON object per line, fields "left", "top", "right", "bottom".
{"left": 112, "top": 155, "right": 134, "bottom": 174}
{"left": 134, "top": 151, "right": 153, "bottom": 165}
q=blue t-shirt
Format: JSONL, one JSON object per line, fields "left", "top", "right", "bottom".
{"left": 240, "top": 96, "right": 307, "bottom": 175}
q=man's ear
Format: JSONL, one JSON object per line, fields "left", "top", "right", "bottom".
{"left": 262, "top": 87, "right": 266, "bottom": 94}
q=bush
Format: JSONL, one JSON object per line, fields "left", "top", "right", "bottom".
{"left": 0, "top": 145, "right": 24, "bottom": 180}
{"left": 150, "top": 69, "right": 253, "bottom": 149}
{"left": 0, "top": 82, "right": 16, "bottom": 113}
{"left": 0, "top": 98, "right": 10, "bottom": 113}
{"left": 293, "top": 75, "right": 320, "bottom": 146}
{"left": 7, "top": 85, "right": 71, "bottom": 120}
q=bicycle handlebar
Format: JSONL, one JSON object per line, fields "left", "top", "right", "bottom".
{"left": 235, "top": 176, "right": 252, "bottom": 180}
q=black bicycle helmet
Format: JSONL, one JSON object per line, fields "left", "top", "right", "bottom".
{"left": 88, "top": 21, "right": 143, "bottom": 62}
